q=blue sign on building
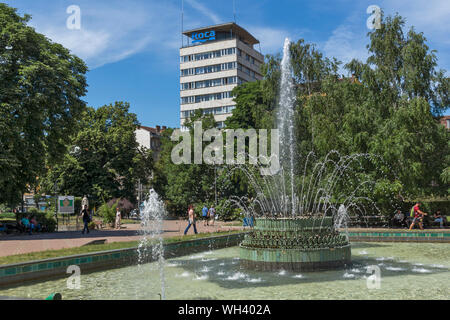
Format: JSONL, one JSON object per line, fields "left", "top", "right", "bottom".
{"left": 192, "top": 30, "right": 216, "bottom": 44}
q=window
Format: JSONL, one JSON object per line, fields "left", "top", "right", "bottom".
{"left": 181, "top": 47, "right": 236, "bottom": 64}
{"left": 217, "top": 122, "right": 225, "bottom": 129}
{"left": 447, "top": 119, "right": 450, "bottom": 129}
{"left": 226, "top": 106, "right": 236, "bottom": 113}
{"left": 181, "top": 96, "right": 195, "bottom": 105}
{"left": 181, "top": 92, "right": 233, "bottom": 105}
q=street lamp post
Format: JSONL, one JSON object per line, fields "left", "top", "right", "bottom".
{"left": 214, "top": 165, "right": 217, "bottom": 207}
{"left": 54, "top": 181, "right": 59, "bottom": 232}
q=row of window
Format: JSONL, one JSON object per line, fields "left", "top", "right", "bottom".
{"left": 180, "top": 106, "right": 236, "bottom": 119}
{"left": 239, "top": 49, "right": 257, "bottom": 65}
{"left": 180, "top": 47, "right": 261, "bottom": 65}
{"left": 238, "top": 63, "right": 259, "bottom": 80}
{"left": 180, "top": 62, "right": 237, "bottom": 77}
{"left": 180, "top": 48, "right": 236, "bottom": 63}
{"left": 181, "top": 62, "right": 261, "bottom": 79}
{"left": 181, "top": 91, "right": 234, "bottom": 105}
{"left": 180, "top": 121, "right": 226, "bottom": 131}
{"left": 180, "top": 76, "right": 246, "bottom": 91}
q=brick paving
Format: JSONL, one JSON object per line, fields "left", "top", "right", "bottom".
{"left": 2, "top": 222, "right": 445, "bottom": 258}
{"left": 0, "top": 220, "right": 242, "bottom": 257}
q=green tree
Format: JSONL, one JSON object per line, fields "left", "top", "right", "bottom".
{"left": 0, "top": 4, "right": 88, "bottom": 206}
{"left": 223, "top": 12, "right": 449, "bottom": 213}
{"left": 153, "top": 113, "right": 219, "bottom": 215}
{"left": 41, "top": 102, "right": 153, "bottom": 208}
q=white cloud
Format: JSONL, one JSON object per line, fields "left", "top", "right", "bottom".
{"left": 323, "top": 24, "right": 369, "bottom": 66}
{"left": 322, "top": 0, "right": 450, "bottom": 73}
{"left": 26, "top": 0, "right": 181, "bottom": 69}
{"left": 380, "top": 0, "right": 450, "bottom": 33}
{"left": 247, "top": 26, "right": 295, "bottom": 55}
{"left": 185, "top": 0, "right": 222, "bottom": 25}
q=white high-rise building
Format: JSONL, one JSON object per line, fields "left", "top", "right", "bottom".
{"left": 180, "top": 23, "right": 264, "bottom": 130}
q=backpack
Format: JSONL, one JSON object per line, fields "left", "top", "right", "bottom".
{"left": 410, "top": 207, "right": 415, "bottom": 218}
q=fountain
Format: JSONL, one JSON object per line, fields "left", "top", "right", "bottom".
{"left": 239, "top": 38, "right": 352, "bottom": 271}
{"left": 138, "top": 189, "right": 167, "bottom": 299}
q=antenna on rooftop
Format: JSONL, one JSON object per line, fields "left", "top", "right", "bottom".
{"left": 233, "top": 0, "right": 237, "bottom": 23}
{"left": 181, "top": 0, "right": 184, "bottom": 47}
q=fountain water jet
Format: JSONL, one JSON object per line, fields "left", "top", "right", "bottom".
{"left": 138, "top": 189, "right": 167, "bottom": 299}
{"left": 239, "top": 38, "right": 352, "bottom": 271}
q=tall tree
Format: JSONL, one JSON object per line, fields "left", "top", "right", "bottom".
{"left": 41, "top": 102, "right": 153, "bottom": 208}
{"left": 0, "top": 4, "right": 88, "bottom": 206}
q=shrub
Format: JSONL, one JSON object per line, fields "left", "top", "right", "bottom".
{"left": 0, "top": 212, "right": 15, "bottom": 220}
{"left": 99, "top": 201, "right": 118, "bottom": 224}
{"left": 43, "top": 213, "right": 57, "bottom": 232}
{"left": 216, "top": 200, "right": 241, "bottom": 221}
{"left": 88, "top": 221, "right": 96, "bottom": 230}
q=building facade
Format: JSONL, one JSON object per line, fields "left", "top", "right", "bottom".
{"left": 439, "top": 115, "right": 450, "bottom": 129}
{"left": 135, "top": 125, "right": 166, "bottom": 159}
{"left": 180, "top": 23, "right": 264, "bottom": 130}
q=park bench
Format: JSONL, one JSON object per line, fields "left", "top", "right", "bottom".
{"left": 348, "top": 215, "right": 389, "bottom": 228}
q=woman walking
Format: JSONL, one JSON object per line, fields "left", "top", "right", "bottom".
{"left": 209, "top": 205, "right": 216, "bottom": 226}
{"left": 115, "top": 207, "right": 122, "bottom": 230}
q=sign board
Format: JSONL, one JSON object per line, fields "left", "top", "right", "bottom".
{"left": 192, "top": 30, "right": 216, "bottom": 44}
{"left": 58, "top": 196, "right": 75, "bottom": 214}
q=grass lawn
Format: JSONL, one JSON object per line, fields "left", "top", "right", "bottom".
{"left": 0, "top": 230, "right": 243, "bottom": 266}
{"left": 121, "top": 219, "right": 140, "bottom": 224}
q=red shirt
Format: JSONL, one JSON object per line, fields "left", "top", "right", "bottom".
{"left": 414, "top": 205, "right": 421, "bottom": 218}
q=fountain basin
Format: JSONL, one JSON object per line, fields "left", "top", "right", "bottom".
{"left": 240, "top": 217, "right": 351, "bottom": 271}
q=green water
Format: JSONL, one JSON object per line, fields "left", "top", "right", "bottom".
{"left": 1, "top": 242, "right": 449, "bottom": 300}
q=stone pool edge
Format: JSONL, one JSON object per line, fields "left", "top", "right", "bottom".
{"left": 347, "top": 230, "right": 450, "bottom": 243}
{"left": 0, "top": 232, "right": 247, "bottom": 288}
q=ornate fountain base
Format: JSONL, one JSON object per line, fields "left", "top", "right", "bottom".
{"left": 240, "top": 217, "right": 351, "bottom": 272}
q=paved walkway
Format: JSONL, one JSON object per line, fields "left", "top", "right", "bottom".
{"left": 2, "top": 223, "right": 446, "bottom": 258}
{"left": 0, "top": 220, "right": 242, "bottom": 257}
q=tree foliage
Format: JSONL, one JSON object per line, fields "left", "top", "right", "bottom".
{"left": 0, "top": 3, "right": 88, "bottom": 206}
{"left": 222, "top": 12, "right": 449, "bottom": 213}
{"left": 41, "top": 102, "right": 153, "bottom": 209}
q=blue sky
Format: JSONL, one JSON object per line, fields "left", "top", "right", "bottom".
{"left": 5, "top": 0, "right": 450, "bottom": 127}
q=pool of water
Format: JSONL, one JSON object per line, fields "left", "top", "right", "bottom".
{"left": 1, "top": 242, "right": 449, "bottom": 300}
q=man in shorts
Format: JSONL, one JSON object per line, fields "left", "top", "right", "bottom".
{"left": 409, "top": 202, "right": 428, "bottom": 231}
{"left": 202, "top": 205, "right": 209, "bottom": 226}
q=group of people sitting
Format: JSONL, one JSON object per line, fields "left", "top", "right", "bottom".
{"left": 390, "top": 202, "right": 446, "bottom": 230}
{"left": 19, "top": 216, "right": 42, "bottom": 235}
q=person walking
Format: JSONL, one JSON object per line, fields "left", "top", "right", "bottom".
{"left": 209, "top": 205, "right": 216, "bottom": 226}
{"left": 184, "top": 205, "right": 198, "bottom": 235}
{"left": 81, "top": 205, "right": 90, "bottom": 234}
{"left": 202, "top": 205, "right": 209, "bottom": 227}
{"left": 409, "top": 202, "right": 428, "bottom": 231}
{"left": 115, "top": 207, "right": 122, "bottom": 230}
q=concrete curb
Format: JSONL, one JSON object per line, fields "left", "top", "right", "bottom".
{"left": 0, "top": 232, "right": 246, "bottom": 288}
